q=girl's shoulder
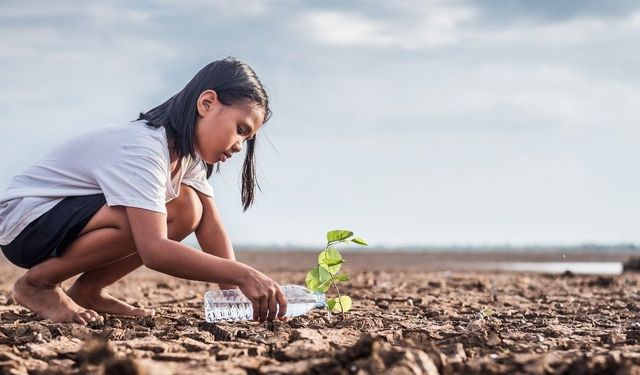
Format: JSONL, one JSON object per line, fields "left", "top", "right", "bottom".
{"left": 68, "top": 120, "right": 167, "bottom": 149}
{"left": 47, "top": 120, "right": 170, "bottom": 166}
{"left": 85, "top": 119, "right": 165, "bottom": 141}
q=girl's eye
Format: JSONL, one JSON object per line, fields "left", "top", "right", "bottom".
{"left": 237, "top": 125, "right": 254, "bottom": 140}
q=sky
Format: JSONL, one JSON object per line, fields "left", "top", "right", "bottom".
{"left": 0, "top": 0, "right": 638, "bottom": 248}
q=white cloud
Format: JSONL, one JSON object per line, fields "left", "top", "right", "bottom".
{"left": 296, "top": 3, "right": 640, "bottom": 52}
{"left": 0, "top": 1, "right": 153, "bottom": 26}
{"left": 155, "top": 0, "right": 270, "bottom": 17}
{"left": 474, "top": 15, "right": 626, "bottom": 47}
{"left": 628, "top": 10, "right": 640, "bottom": 27}
{"left": 412, "top": 64, "right": 640, "bottom": 132}
{"left": 297, "top": 2, "right": 475, "bottom": 50}
{"left": 0, "top": 2, "right": 182, "bottom": 147}
{"left": 299, "top": 11, "right": 395, "bottom": 47}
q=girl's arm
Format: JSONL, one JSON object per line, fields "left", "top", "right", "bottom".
{"left": 126, "top": 206, "right": 287, "bottom": 322}
{"left": 193, "top": 190, "right": 237, "bottom": 290}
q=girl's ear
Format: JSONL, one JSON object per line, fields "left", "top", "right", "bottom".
{"left": 197, "top": 90, "right": 218, "bottom": 116}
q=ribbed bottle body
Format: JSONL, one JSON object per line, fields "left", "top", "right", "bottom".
{"left": 204, "top": 285, "right": 325, "bottom": 322}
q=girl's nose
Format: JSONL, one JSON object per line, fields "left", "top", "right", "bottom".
{"left": 231, "top": 140, "right": 242, "bottom": 153}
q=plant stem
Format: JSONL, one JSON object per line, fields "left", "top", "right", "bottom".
{"left": 332, "top": 282, "right": 346, "bottom": 320}
{"left": 326, "top": 243, "right": 346, "bottom": 319}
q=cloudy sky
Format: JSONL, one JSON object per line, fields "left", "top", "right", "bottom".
{"left": 0, "top": 0, "right": 638, "bottom": 247}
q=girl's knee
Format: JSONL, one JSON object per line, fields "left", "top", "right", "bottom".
{"left": 167, "top": 185, "right": 203, "bottom": 236}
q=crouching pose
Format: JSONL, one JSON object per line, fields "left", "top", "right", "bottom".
{"left": 0, "top": 57, "right": 287, "bottom": 324}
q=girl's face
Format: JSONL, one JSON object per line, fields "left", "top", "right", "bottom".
{"left": 194, "top": 90, "right": 264, "bottom": 164}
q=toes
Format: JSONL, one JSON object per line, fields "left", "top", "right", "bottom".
{"left": 86, "top": 309, "right": 104, "bottom": 322}
{"left": 78, "top": 310, "right": 96, "bottom": 323}
{"left": 86, "top": 308, "right": 99, "bottom": 318}
{"left": 72, "top": 314, "right": 88, "bottom": 325}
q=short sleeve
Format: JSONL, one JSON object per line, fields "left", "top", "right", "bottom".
{"left": 182, "top": 158, "right": 214, "bottom": 198}
{"left": 94, "top": 142, "right": 168, "bottom": 214}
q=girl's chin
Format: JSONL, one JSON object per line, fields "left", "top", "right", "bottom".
{"left": 210, "top": 155, "right": 224, "bottom": 164}
{"left": 194, "top": 149, "right": 215, "bottom": 164}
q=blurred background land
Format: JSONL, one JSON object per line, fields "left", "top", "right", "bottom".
{"left": 3, "top": 244, "right": 638, "bottom": 275}
{"left": 235, "top": 245, "right": 638, "bottom": 272}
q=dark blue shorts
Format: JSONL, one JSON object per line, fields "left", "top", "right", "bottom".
{"left": 0, "top": 194, "right": 106, "bottom": 269}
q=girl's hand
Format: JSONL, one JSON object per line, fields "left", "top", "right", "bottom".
{"left": 238, "top": 266, "right": 288, "bottom": 322}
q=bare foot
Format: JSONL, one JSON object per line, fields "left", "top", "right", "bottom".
{"left": 66, "top": 283, "right": 155, "bottom": 317}
{"left": 12, "top": 275, "right": 102, "bottom": 324}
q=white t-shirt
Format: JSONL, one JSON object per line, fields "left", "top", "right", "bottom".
{"left": 0, "top": 120, "right": 214, "bottom": 245}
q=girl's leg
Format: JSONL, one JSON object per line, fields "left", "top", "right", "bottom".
{"left": 65, "top": 254, "right": 150, "bottom": 316}
{"left": 12, "top": 185, "right": 202, "bottom": 323}
{"left": 66, "top": 186, "right": 202, "bottom": 316}
{"left": 12, "top": 218, "right": 134, "bottom": 324}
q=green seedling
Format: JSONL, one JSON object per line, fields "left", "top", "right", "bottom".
{"left": 305, "top": 229, "right": 368, "bottom": 319}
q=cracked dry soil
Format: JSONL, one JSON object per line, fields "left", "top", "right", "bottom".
{"left": 1, "top": 261, "right": 640, "bottom": 374}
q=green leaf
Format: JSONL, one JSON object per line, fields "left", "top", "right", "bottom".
{"left": 317, "top": 279, "right": 333, "bottom": 293}
{"left": 305, "top": 265, "right": 333, "bottom": 292}
{"left": 316, "top": 274, "right": 349, "bottom": 293}
{"left": 327, "top": 230, "right": 353, "bottom": 244}
{"left": 328, "top": 296, "right": 352, "bottom": 312}
{"left": 318, "top": 264, "right": 332, "bottom": 283}
{"left": 327, "top": 299, "right": 336, "bottom": 311}
{"left": 305, "top": 270, "right": 319, "bottom": 291}
{"left": 318, "top": 248, "right": 343, "bottom": 274}
{"left": 351, "top": 237, "right": 368, "bottom": 246}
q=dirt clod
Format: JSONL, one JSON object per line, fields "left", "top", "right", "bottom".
{"left": 76, "top": 336, "right": 116, "bottom": 365}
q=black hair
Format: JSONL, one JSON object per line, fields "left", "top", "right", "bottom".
{"left": 138, "top": 57, "right": 271, "bottom": 211}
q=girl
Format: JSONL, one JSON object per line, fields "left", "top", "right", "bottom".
{"left": 0, "top": 57, "right": 287, "bottom": 324}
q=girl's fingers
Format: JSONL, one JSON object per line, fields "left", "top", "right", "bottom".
{"left": 267, "top": 291, "right": 277, "bottom": 321}
{"left": 276, "top": 289, "right": 287, "bottom": 319}
{"left": 252, "top": 299, "right": 260, "bottom": 321}
{"left": 259, "top": 296, "right": 268, "bottom": 322}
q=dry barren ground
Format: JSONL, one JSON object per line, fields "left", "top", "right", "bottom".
{"left": 1, "top": 252, "right": 640, "bottom": 374}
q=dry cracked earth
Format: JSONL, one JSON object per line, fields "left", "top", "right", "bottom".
{"left": 1, "top": 265, "right": 640, "bottom": 374}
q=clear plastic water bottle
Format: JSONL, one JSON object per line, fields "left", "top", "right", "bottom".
{"left": 204, "top": 284, "right": 326, "bottom": 322}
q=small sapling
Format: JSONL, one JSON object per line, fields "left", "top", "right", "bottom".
{"left": 305, "top": 229, "right": 368, "bottom": 319}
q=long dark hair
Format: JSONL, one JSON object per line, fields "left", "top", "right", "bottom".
{"left": 138, "top": 57, "right": 271, "bottom": 211}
